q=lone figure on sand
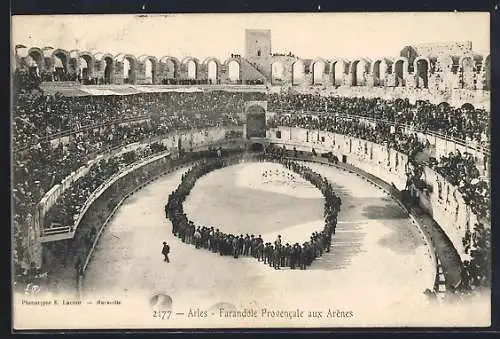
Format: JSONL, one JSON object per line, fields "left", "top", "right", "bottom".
{"left": 162, "top": 241, "right": 170, "bottom": 263}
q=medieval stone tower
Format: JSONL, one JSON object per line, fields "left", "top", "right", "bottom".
{"left": 245, "top": 29, "right": 272, "bottom": 58}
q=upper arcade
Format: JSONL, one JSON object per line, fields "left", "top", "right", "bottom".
{"left": 13, "top": 31, "right": 490, "bottom": 94}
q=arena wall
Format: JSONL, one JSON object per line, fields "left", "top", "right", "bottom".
{"left": 267, "top": 126, "right": 480, "bottom": 262}
{"left": 43, "top": 141, "right": 245, "bottom": 292}
{"left": 37, "top": 125, "right": 480, "bottom": 291}
{"left": 38, "top": 126, "right": 245, "bottom": 244}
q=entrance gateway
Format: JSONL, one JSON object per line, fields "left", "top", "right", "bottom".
{"left": 244, "top": 101, "right": 267, "bottom": 140}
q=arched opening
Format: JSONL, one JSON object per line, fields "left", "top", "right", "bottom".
{"left": 144, "top": 59, "right": 154, "bottom": 84}
{"left": 357, "top": 60, "right": 370, "bottom": 86}
{"left": 271, "top": 62, "right": 284, "bottom": 84}
{"left": 228, "top": 60, "right": 240, "bottom": 83}
{"left": 79, "top": 57, "right": 88, "bottom": 81}
{"left": 123, "top": 59, "right": 131, "bottom": 82}
{"left": 350, "top": 60, "right": 360, "bottom": 86}
{"left": 415, "top": 58, "right": 429, "bottom": 89}
{"left": 460, "top": 57, "right": 474, "bottom": 90}
{"left": 372, "top": 60, "right": 388, "bottom": 86}
{"left": 207, "top": 60, "right": 218, "bottom": 84}
{"left": 161, "top": 58, "right": 178, "bottom": 83}
{"left": 52, "top": 52, "right": 68, "bottom": 81}
{"left": 250, "top": 143, "right": 264, "bottom": 152}
{"left": 122, "top": 57, "right": 136, "bottom": 84}
{"left": 394, "top": 60, "right": 405, "bottom": 87}
{"left": 332, "top": 61, "right": 344, "bottom": 86}
{"left": 104, "top": 56, "right": 114, "bottom": 84}
{"left": 27, "top": 50, "right": 43, "bottom": 79}
{"left": 247, "top": 105, "right": 266, "bottom": 114}
{"left": 292, "top": 61, "right": 305, "bottom": 85}
{"left": 186, "top": 60, "right": 197, "bottom": 80}
{"left": 78, "top": 54, "right": 93, "bottom": 82}
{"left": 437, "top": 102, "right": 450, "bottom": 116}
{"left": 437, "top": 102, "right": 450, "bottom": 108}
{"left": 246, "top": 105, "right": 267, "bottom": 138}
{"left": 484, "top": 55, "right": 490, "bottom": 91}
{"left": 461, "top": 103, "right": 475, "bottom": 112}
{"left": 372, "top": 61, "right": 381, "bottom": 86}
{"left": 312, "top": 61, "right": 325, "bottom": 85}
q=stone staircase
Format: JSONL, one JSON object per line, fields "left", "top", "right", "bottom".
{"left": 240, "top": 58, "right": 270, "bottom": 84}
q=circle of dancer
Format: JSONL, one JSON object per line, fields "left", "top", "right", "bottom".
{"left": 164, "top": 153, "right": 342, "bottom": 270}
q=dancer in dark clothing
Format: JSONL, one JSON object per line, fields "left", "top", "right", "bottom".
{"left": 162, "top": 241, "right": 170, "bottom": 263}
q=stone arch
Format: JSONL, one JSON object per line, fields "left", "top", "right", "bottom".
{"left": 77, "top": 51, "right": 95, "bottom": 81}
{"left": 246, "top": 104, "right": 266, "bottom": 114}
{"left": 224, "top": 58, "right": 241, "bottom": 83}
{"left": 459, "top": 55, "right": 475, "bottom": 90}
{"left": 371, "top": 58, "right": 391, "bottom": 86}
{"left": 159, "top": 56, "right": 180, "bottom": 81}
{"left": 14, "top": 45, "right": 28, "bottom": 70}
{"left": 250, "top": 143, "right": 265, "bottom": 152}
{"left": 202, "top": 57, "right": 221, "bottom": 84}
{"left": 291, "top": 60, "right": 305, "bottom": 85}
{"left": 393, "top": 57, "right": 409, "bottom": 87}
{"left": 350, "top": 60, "right": 361, "bottom": 86}
{"left": 95, "top": 53, "right": 115, "bottom": 84}
{"left": 271, "top": 61, "right": 284, "bottom": 85}
{"left": 311, "top": 58, "right": 328, "bottom": 85}
{"left": 330, "top": 58, "right": 349, "bottom": 86}
{"left": 461, "top": 103, "right": 475, "bottom": 111}
{"left": 115, "top": 54, "right": 138, "bottom": 84}
{"left": 437, "top": 102, "right": 450, "bottom": 110}
{"left": 399, "top": 46, "right": 418, "bottom": 68}
{"left": 358, "top": 59, "right": 371, "bottom": 86}
{"left": 245, "top": 104, "right": 267, "bottom": 138}
{"left": 483, "top": 54, "right": 490, "bottom": 91}
{"left": 350, "top": 59, "right": 370, "bottom": 86}
{"left": 26, "top": 47, "right": 45, "bottom": 74}
{"left": 414, "top": 57, "right": 430, "bottom": 89}
{"left": 50, "top": 49, "right": 71, "bottom": 80}
{"left": 42, "top": 47, "right": 54, "bottom": 65}
{"left": 139, "top": 55, "right": 158, "bottom": 84}
{"left": 181, "top": 57, "right": 200, "bottom": 80}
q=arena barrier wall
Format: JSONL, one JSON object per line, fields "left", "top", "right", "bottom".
{"left": 285, "top": 154, "right": 441, "bottom": 292}
{"left": 267, "top": 126, "right": 479, "bottom": 263}
{"left": 272, "top": 109, "right": 489, "bottom": 171}
{"left": 38, "top": 126, "right": 244, "bottom": 239}
{"left": 65, "top": 142, "right": 245, "bottom": 294}
{"left": 75, "top": 150, "right": 440, "bottom": 294}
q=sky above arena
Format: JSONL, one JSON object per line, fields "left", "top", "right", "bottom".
{"left": 12, "top": 12, "right": 490, "bottom": 61}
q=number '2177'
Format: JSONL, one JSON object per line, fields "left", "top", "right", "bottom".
{"left": 153, "top": 310, "right": 172, "bottom": 320}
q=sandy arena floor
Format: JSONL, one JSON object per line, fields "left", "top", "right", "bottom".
{"left": 70, "top": 161, "right": 488, "bottom": 328}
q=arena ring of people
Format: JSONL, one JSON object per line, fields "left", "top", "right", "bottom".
{"left": 165, "top": 153, "right": 342, "bottom": 271}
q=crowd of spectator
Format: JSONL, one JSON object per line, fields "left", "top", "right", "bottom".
{"left": 430, "top": 151, "right": 490, "bottom": 220}
{"left": 13, "top": 89, "right": 261, "bottom": 231}
{"left": 13, "top": 89, "right": 265, "bottom": 150}
{"left": 268, "top": 113, "right": 426, "bottom": 158}
{"left": 11, "top": 82, "right": 490, "bottom": 293}
{"left": 268, "top": 94, "right": 489, "bottom": 146}
{"left": 165, "top": 152, "right": 342, "bottom": 269}
{"left": 42, "top": 142, "right": 168, "bottom": 230}
{"left": 268, "top": 109, "right": 490, "bottom": 225}
{"left": 12, "top": 88, "right": 265, "bottom": 283}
